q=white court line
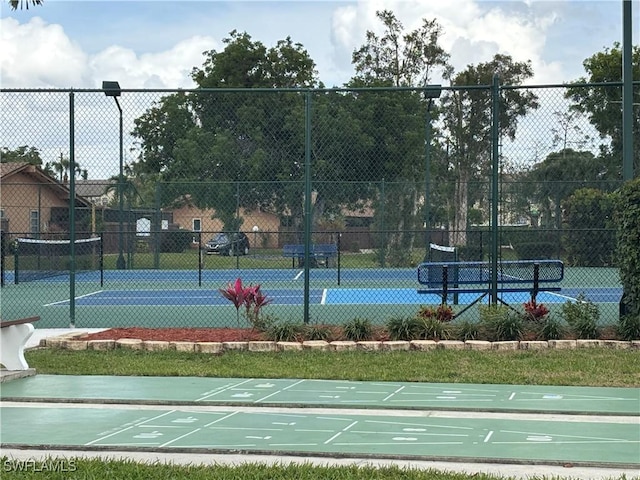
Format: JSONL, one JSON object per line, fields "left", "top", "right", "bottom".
{"left": 44, "top": 290, "right": 103, "bottom": 307}
{"left": 84, "top": 410, "right": 176, "bottom": 446}
{"left": 484, "top": 431, "right": 494, "bottom": 443}
{"left": 255, "top": 379, "right": 306, "bottom": 403}
{"left": 324, "top": 420, "right": 358, "bottom": 444}
{"left": 382, "top": 386, "right": 405, "bottom": 402}
{"left": 203, "top": 411, "right": 240, "bottom": 427}
{"left": 294, "top": 270, "right": 304, "bottom": 280}
{"left": 499, "top": 429, "right": 637, "bottom": 443}
{"left": 365, "top": 419, "right": 473, "bottom": 431}
{"left": 509, "top": 393, "right": 516, "bottom": 400}
{"left": 321, "top": 288, "right": 328, "bottom": 305}
{"left": 333, "top": 441, "right": 464, "bottom": 446}
{"left": 160, "top": 428, "right": 202, "bottom": 448}
{"left": 196, "top": 379, "right": 255, "bottom": 402}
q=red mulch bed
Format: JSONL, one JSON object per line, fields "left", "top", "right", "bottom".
{"left": 81, "top": 328, "right": 265, "bottom": 343}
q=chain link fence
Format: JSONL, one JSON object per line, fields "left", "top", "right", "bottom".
{"left": 1, "top": 83, "right": 637, "bottom": 328}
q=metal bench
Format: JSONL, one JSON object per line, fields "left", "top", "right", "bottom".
{"left": 283, "top": 244, "right": 338, "bottom": 268}
{"left": 417, "top": 260, "right": 564, "bottom": 312}
{"left": 1, "top": 316, "right": 40, "bottom": 371}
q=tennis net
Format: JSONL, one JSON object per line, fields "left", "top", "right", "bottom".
{"left": 14, "top": 237, "right": 102, "bottom": 283}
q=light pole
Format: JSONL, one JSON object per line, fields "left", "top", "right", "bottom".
{"left": 102, "top": 80, "right": 126, "bottom": 269}
{"left": 424, "top": 85, "right": 442, "bottom": 260}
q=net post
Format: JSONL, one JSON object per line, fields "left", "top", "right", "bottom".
{"left": 99, "top": 233, "right": 104, "bottom": 288}
{"left": 198, "top": 232, "right": 203, "bottom": 287}
{"left": 14, "top": 245, "right": 19, "bottom": 285}
{"left": 532, "top": 262, "right": 540, "bottom": 303}
{"left": 442, "top": 265, "right": 448, "bottom": 305}
{"left": 0, "top": 231, "right": 5, "bottom": 288}
{"left": 337, "top": 232, "right": 341, "bottom": 286}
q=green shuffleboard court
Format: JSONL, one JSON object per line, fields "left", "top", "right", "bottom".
{"left": 2, "top": 375, "right": 639, "bottom": 415}
{"left": 1, "top": 404, "right": 638, "bottom": 468}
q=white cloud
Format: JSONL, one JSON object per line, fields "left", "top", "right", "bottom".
{"left": 0, "top": 17, "right": 90, "bottom": 88}
{"left": 328, "top": 0, "right": 564, "bottom": 85}
{"left": 1, "top": 16, "right": 217, "bottom": 89}
{"left": 88, "top": 35, "right": 216, "bottom": 90}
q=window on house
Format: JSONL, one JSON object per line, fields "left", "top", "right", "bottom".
{"left": 30, "top": 210, "right": 39, "bottom": 235}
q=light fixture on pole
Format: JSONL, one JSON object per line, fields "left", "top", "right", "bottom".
{"left": 424, "top": 85, "right": 442, "bottom": 260}
{"left": 102, "top": 80, "right": 126, "bottom": 270}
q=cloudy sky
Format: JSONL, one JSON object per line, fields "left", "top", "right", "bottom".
{"left": 0, "top": 0, "right": 637, "bottom": 179}
{"left": 1, "top": 0, "right": 638, "bottom": 90}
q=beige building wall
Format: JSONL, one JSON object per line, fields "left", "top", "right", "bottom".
{"left": 1, "top": 173, "right": 69, "bottom": 234}
{"left": 171, "top": 205, "right": 280, "bottom": 249}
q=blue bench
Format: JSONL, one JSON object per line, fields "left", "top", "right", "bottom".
{"left": 283, "top": 244, "right": 338, "bottom": 268}
{"left": 417, "top": 259, "right": 564, "bottom": 310}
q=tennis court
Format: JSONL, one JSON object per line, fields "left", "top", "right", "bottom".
{"left": 0, "top": 266, "right": 624, "bottom": 328}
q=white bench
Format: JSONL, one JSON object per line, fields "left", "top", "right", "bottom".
{"left": 1, "top": 316, "right": 40, "bottom": 370}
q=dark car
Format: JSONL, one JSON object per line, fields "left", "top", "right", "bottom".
{"left": 205, "top": 232, "right": 250, "bottom": 256}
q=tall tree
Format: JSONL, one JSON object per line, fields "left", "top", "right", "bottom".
{"left": 132, "top": 31, "right": 319, "bottom": 232}
{"left": 346, "top": 10, "right": 450, "bottom": 265}
{"left": 440, "top": 54, "right": 538, "bottom": 246}
{"left": 46, "top": 152, "right": 88, "bottom": 183}
{"left": 1, "top": 145, "right": 43, "bottom": 165}
{"left": 565, "top": 42, "right": 640, "bottom": 178}
{"left": 351, "top": 10, "right": 449, "bottom": 87}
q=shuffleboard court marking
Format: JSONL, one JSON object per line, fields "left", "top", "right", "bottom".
{"left": 196, "top": 379, "right": 255, "bottom": 402}
{"left": 85, "top": 410, "right": 177, "bottom": 446}
{"left": 2, "top": 405, "right": 638, "bottom": 467}
{"left": 254, "top": 379, "right": 306, "bottom": 403}
{"left": 2, "top": 376, "right": 638, "bottom": 415}
{"left": 382, "top": 386, "right": 405, "bottom": 402}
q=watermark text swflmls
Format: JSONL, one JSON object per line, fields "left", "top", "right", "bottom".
{"left": 3, "top": 458, "right": 77, "bottom": 473}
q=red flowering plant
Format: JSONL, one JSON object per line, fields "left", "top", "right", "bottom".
{"left": 417, "top": 304, "right": 455, "bottom": 323}
{"left": 523, "top": 299, "right": 549, "bottom": 323}
{"left": 219, "top": 278, "right": 273, "bottom": 329}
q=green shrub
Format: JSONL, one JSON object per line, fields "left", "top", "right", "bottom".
{"left": 561, "top": 294, "right": 600, "bottom": 339}
{"left": 562, "top": 188, "right": 616, "bottom": 267}
{"left": 617, "top": 314, "right": 640, "bottom": 341}
{"left": 386, "top": 316, "right": 419, "bottom": 341}
{"left": 455, "top": 320, "right": 480, "bottom": 341}
{"left": 342, "top": 317, "right": 373, "bottom": 341}
{"left": 479, "top": 304, "right": 523, "bottom": 341}
{"left": 616, "top": 177, "right": 640, "bottom": 319}
{"left": 415, "top": 317, "right": 450, "bottom": 340}
{"left": 303, "top": 323, "right": 334, "bottom": 341}
{"left": 265, "top": 321, "right": 304, "bottom": 342}
{"left": 457, "top": 245, "right": 482, "bottom": 261}
{"left": 513, "top": 242, "right": 557, "bottom": 260}
{"left": 537, "top": 315, "right": 566, "bottom": 341}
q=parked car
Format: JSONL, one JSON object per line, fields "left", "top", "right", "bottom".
{"left": 205, "top": 232, "right": 250, "bottom": 256}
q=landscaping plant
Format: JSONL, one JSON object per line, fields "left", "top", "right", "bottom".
{"left": 560, "top": 294, "right": 600, "bottom": 339}
{"left": 219, "top": 278, "right": 273, "bottom": 329}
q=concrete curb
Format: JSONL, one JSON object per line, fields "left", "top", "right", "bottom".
{"left": 40, "top": 333, "right": 640, "bottom": 353}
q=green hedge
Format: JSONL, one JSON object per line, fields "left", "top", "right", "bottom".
{"left": 616, "top": 178, "right": 640, "bottom": 318}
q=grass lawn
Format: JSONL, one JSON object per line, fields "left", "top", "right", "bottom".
{"left": 4, "top": 348, "right": 638, "bottom": 480}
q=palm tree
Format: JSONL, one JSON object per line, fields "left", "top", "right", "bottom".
{"left": 48, "top": 153, "right": 88, "bottom": 183}
{"left": 9, "top": 0, "right": 43, "bottom": 9}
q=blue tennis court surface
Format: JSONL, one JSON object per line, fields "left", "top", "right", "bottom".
{"left": 46, "top": 287, "right": 621, "bottom": 307}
